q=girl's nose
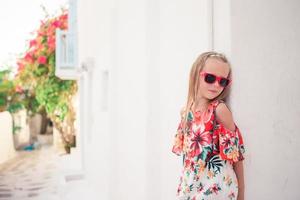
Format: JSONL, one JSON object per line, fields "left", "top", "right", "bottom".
{"left": 213, "top": 80, "right": 220, "bottom": 87}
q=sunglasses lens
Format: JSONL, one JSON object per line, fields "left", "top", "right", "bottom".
{"left": 219, "top": 78, "right": 230, "bottom": 87}
{"left": 204, "top": 74, "right": 216, "bottom": 84}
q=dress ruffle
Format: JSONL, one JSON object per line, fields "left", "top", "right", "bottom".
{"left": 171, "top": 100, "right": 245, "bottom": 162}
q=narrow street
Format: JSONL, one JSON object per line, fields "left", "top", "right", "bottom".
{"left": 0, "top": 144, "right": 64, "bottom": 200}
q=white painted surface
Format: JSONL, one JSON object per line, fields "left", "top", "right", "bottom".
{"left": 0, "top": 112, "right": 15, "bottom": 164}
{"left": 230, "top": 0, "right": 300, "bottom": 199}
{"left": 13, "top": 110, "right": 30, "bottom": 149}
{"left": 77, "top": 0, "right": 211, "bottom": 200}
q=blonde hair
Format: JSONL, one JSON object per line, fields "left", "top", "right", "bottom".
{"left": 182, "top": 51, "right": 232, "bottom": 131}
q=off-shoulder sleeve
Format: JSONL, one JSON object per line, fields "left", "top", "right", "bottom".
{"left": 171, "top": 107, "right": 186, "bottom": 156}
{"left": 216, "top": 121, "right": 245, "bottom": 162}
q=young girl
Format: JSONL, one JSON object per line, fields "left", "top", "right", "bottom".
{"left": 172, "top": 51, "right": 245, "bottom": 200}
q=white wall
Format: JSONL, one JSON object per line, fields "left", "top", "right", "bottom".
{"left": 157, "top": 1, "right": 212, "bottom": 200}
{"left": 12, "top": 110, "right": 31, "bottom": 149}
{"left": 230, "top": 0, "right": 300, "bottom": 199}
{"left": 0, "top": 112, "right": 15, "bottom": 164}
{"left": 77, "top": 0, "right": 212, "bottom": 200}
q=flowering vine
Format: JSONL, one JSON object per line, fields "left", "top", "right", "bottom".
{"left": 14, "top": 9, "right": 77, "bottom": 150}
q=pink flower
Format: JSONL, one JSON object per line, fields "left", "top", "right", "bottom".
{"left": 52, "top": 20, "right": 61, "bottom": 28}
{"left": 38, "top": 56, "right": 47, "bottom": 64}
{"left": 47, "top": 36, "right": 56, "bottom": 52}
{"left": 46, "top": 25, "right": 56, "bottom": 37}
{"left": 24, "top": 52, "right": 34, "bottom": 63}
{"left": 59, "top": 13, "right": 68, "bottom": 22}
{"left": 29, "top": 39, "right": 37, "bottom": 48}
{"left": 17, "top": 62, "right": 25, "bottom": 72}
{"left": 15, "top": 85, "right": 23, "bottom": 93}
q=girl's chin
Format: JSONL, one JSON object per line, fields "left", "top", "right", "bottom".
{"left": 205, "top": 94, "right": 218, "bottom": 100}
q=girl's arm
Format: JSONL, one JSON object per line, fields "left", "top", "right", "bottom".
{"left": 215, "top": 102, "right": 245, "bottom": 200}
{"left": 233, "top": 161, "right": 245, "bottom": 200}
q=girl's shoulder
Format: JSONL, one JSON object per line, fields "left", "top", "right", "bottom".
{"left": 211, "top": 99, "right": 225, "bottom": 108}
{"left": 211, "top": 99, "right": 232, "bottom": 116}
{"left": 213, "top": 99, "right": 236, "bottom": 132}
{"left": 212, "top": 99, "right": 232, "bottom": 113}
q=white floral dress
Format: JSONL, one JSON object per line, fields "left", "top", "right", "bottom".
{"left": 172, "top": 100, "right": 245, "bottom": 200}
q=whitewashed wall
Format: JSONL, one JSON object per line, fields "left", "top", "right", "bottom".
{"left": 230, "top": 0, "right": 300, "bottom": 199}
{"left": 77, "top": 0, "right": 211, "bottom": 200}
{"left": 12, "top": 110, "right": 30, "bottom": 149}
{"left": 0, "top": 112, "right": 15, "bottom": 164}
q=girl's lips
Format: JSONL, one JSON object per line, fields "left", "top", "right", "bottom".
{"left": 208, "top": 90, "right": 217, "bottom": 93}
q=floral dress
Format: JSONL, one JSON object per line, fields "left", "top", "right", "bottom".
{"left": 172, "top": 100, "right": 245, "bottom": 200}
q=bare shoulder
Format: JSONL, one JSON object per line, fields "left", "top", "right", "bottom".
{"left": 215, "top": 101, "right": 236, "bottom": 132}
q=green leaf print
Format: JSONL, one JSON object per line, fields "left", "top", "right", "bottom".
{"left": 188, "top": 111, "right": 193, "bottom": 121}
{"left": 204, "top": 188, "right": 212, "bottom": 196}
{"left": 204, "top": 146, "right": 212, "bottom": 152}
{"left": 223, "top": 176, "right": 233, "bottom": 186}
{"left": 207, "top": 155, "right": 223, "bottom": 174}
{"left": 234, "top": 138, "right": 238, "bottom": 146}
{"left": 240, "top": 145, "right": 245, "bottom": 153}
{"left": 224, "top": 148, "right": 231, "bottom": 154}
{"left": 197, "top": 182, "right": 204, "bottom": 191}
{"left": 186, "top": 170, "right": 190, "bottom": 177}
{"left": 189, "top": 184, "right": 194, "bottom": 192}
{"left": 197, "top": 150, "right": 207, "bottom": 161}
{"left": 194, "top": 168, "right": 198, "bottom": 174}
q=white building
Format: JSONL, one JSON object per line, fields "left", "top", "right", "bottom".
{"left": 58, "top": 0, "right": 300, "bottom": 199}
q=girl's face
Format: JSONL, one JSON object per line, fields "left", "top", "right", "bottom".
{"left": 198, "top": 58, "right": 230, "bottom": 100}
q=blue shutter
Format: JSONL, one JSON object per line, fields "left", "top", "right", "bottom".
{"left": 55, "top": 0, "right": 78, "bottom": 79}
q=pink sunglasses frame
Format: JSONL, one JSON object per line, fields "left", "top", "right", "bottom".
{"left": 199, "top": 71, "right": 232, "bottom": 87}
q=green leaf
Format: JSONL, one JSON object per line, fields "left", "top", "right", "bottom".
{"left": 7, "top": 103, "right": 23, "bottom": 113}
{"left": 207, "top": 155, "right": 223, "bottom": 174}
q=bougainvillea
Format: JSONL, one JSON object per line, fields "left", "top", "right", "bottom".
{"left": 14, "top": 9, "right": 77, "bottom": 150}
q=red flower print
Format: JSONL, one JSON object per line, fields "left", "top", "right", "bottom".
{"left": 220, "top": 136, "right": 232, "bottom": 148}
{"left": 184, "top": 159, "right": 191, "bottom": 168}
{"left": 228, "top": 191, "right": 235, "bottom": 199}
{"left": 190, "top": 129, "right": 212, "bottom": 157}
{"left": 211, "top": 184, "right": 219, "bottom": 194}
{"left": 197, "top": 183, "right": 204, "bottom": 192}
{"left": 172, "top": 133, "right": 184, "bottom": 156}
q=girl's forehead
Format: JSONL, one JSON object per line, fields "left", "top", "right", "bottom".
{"left": 202, "top": 58, "right": 230, "bottom": 76}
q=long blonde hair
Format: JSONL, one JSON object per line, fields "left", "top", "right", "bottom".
{"left": 182, "top": 51, "right": 232, "bottom": 131}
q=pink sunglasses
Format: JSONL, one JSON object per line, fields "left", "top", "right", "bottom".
{"left": 200, "top": 72, "right": 232, "bottom": 87}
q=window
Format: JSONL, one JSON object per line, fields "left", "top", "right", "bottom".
{"left": 55, "top": 0, "right": 78, "bottom": 79}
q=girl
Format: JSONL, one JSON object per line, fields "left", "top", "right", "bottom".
{"left": 172, "top": 51, "right": 245, "bottom": 200}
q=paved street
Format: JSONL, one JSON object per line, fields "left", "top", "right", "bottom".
{"left": 0, "top": 145, "right": 64, "bottom": 200}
